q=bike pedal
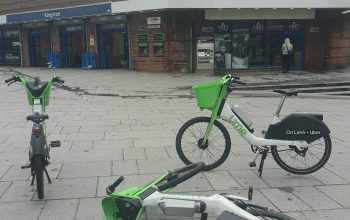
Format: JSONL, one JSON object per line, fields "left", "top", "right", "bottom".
{"left": 50, "top": 140, "right": 61, "bottom": 148}
{"left": 249, "top": 162, "right": 256, "bottom": 167}
{"left": 21, "top": 165, "right": 31, "bottom": 169}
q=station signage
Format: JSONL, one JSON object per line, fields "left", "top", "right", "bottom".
{"left": 6, "top": 2, "right": 112, "bottom": 23}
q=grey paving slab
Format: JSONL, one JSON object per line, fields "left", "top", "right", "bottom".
{"left": 93, "top": 139, "right": 133, "bottom": 149}
{"left": 204, "top": 170, "right": 241, "bottom": 190}
{"left": 105, "top": 130, "right": 175, "bottom": 139}
{"left": 260, "top": 188, "right": 311, "bottom": 212}
{"left": 325, "top": 165, "right": 350, "bottom": 182}
{"left": 61, "top": 126, "right": 80, "bottom": 133}
{"left": 0, "top": 181, "right": 11, "bottom": 198}
{"left": 76, "top": 198, "right": 105, "bottom": 220}
{"left": 229, "top": 170, "right": 270, "bottom": 189}
{"left": 0, "top": 181, "right": 35, "bottom": 202}
{"left": 59, "top": 162, "right": 111, "bottom": 178}
{"left": 0, "top": 165, "right": 10, "bottom": 179}
{"left": 70, "top": 140, "right": 93, "bottom": 151}
{"left": 66, "top": 132, "right": 104, "bottom": 141}
{"left": 171, "top": 173, "right": 214, "bottom": 193}
{"left": 38, "top": 199, "right": 78, "bottom": 220}
{"left": 302, "top": 209, "right": 350, "bottom": 220}
{"left": 0, "top": 165, "right": 30, "bottom": 181}
{"left": 256, "top": 169, "right": 322, "bottom": 187}
{"left": 123, "top": 148, "right": 146, "bottom": 160}
{"left": 137, "top": 158, "right": 184, "bottom": 174}
{"left": 283, "top": 212, "right": 308, "bottom": 220}
{"left": 113, "top": 160, "right": 139, "bottom": 176}
{"left": 291, "top": 186, "right": 342, "bottom": 210}
{"left": 134, "top": 138, "right": 174, "bottom": 148}
{"left": 33, "top": 177, "right": 98, "bottom": 200}
{"left": 79, "top": 125, "right": 114, "bottom": 133}
{"left": 0, "top": 201, "right": 44, "bottom": 220}
{"left": 316, "top": 184, "right": 350, "bottom": 208}
{"left": 145, "top": 147, "right": 170, "bottom": 159}
{"left": 311, "top": 168, "right": 348, "bottom": 185}
{"left": 51, "top": 149, "right": 123, "bottom": 163}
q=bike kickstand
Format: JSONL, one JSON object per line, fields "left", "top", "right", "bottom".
{"left": 44, "top": 168, "right": 52, "bottom": 184}
{"left": 258, "top": 149, "right": 269, "bottom": 177}
{"left": 31, "top": 174, "right": 35, "bottom": 186}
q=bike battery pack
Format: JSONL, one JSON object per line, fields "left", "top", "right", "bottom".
{"left": 159, "top": 199, "right": 202, "bottom": 217}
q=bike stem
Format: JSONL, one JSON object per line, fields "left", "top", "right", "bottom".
{"left": 202, "top": 85, "right": 228, "bottom": 144}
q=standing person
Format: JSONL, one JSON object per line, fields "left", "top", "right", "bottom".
{"left": 281, "top": 38, "right": 293, "bottom": 73}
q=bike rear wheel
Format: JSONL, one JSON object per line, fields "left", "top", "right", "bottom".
{"left": 33, "top": 155, "right": 44, "bottom": 199}
{"left": 271, "top": 135, "right": 332, "bottom": 174}
{"left": 247, "top": 209, "right": 295, "bottom": 220}
{"left": 176, "top": 117, "right": 231, "bottom": 171}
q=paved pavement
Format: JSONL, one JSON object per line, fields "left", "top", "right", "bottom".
{"left": 0, "top": 67, "right": 349, "bottom": 220}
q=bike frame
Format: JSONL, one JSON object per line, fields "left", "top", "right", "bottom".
{"left": 143, "top": 191, "right": 260, "bottom": 220}
{"left": 201, "top": 79, "right": 308, "bottom": 150}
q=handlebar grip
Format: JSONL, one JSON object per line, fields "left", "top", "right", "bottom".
{"left": 233, "top": 79, "right": 246, "bottom": 85}
{"left": 58, "top": 79, "right": 65, "bottom": 83}
{"left": 106, "top": 176, "right": 124, "bottom": 194}
{"left": 5, "top": 75, "right": 16, "bottom": 83}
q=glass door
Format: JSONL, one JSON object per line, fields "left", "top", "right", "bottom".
{"left": 284, "top": 32, "right": 304, "bottom": 70}
{"left": 60, "top": 26, "right": 86, "bottom": 68}
{"left": 248, "top": 34, "right": 266, "bottom": 68}
{"left": 29, "top": 31, "right": 50, "bottom": 67}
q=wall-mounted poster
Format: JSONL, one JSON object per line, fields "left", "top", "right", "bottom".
{"left": 1, "top": 28, "right": 21, "bottom": 66}
{"left": 214, "top": 33, "right": 231, "bottom": 69}
{"left": 138, "top": 33, "right": 148, "bottom": 56}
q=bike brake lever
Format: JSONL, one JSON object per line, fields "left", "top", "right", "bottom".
{"left": 7, "top": 81, "right": 15, "bottom": 86}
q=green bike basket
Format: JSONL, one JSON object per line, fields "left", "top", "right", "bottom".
{"left": 192, "top": 80, "right": 224, "bottom": 110}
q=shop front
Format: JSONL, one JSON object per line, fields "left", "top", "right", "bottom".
{"left": 0, "top": 26, "right": 21, "bottom": 66}
{"left": 213, "top": 20, "right": 305, "bottom": 71}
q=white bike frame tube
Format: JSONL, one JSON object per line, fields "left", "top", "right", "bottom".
{"left": 143, "top": 191, "right": 260, "bottom": 220}
{"left": 220, "top": 104, "right": 308, "bottom": 147}
{"left": 32, "top": 99, "right": 43, "bottom": 114}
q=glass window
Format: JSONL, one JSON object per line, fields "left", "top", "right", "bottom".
{"left": 232, "top": 34, "right": 249, "bottom": 69}
{"left": 232, "top": 21, "right": 249, "bottom": 33}
{"left": 65, "top": 26, "right": 84, "bottom": 32}
{"left": 267, "top": 21, "right": 284, "bottom": 31}
{"left": 138, "top": 42, "right": 149, "bottom": 56}
{"left": 4, "top": 30, "right": 19, "bottom": 38}
{"left": 214, "top": 33, "right": 231, "bottom": 69}
{"left": 249, "top": 34, "right": 266, "bottom": 68}
{"left": 102, "top": 23, "right": 126, "bottom": 30}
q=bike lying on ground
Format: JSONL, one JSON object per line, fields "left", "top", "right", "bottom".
{"left": 176, "top": 74, "right": 332, "bottom": 176}
{"left": 5, "top": 74, "right": 65, "bottom": 199}
{"left": 102, "top": 163, "right": 294, "bottom": 220}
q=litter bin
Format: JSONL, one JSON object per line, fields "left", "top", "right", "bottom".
{"left": 47, "top": 52, "right": 60, "bottom": 68}
{"left": 81, "top": 53, "right": 97, "bottom": 69}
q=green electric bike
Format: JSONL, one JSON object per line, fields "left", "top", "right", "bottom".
{"left": 102, "top": 163, "right": 294, "bottom": 220}
{"left": 5, "top": 74, "right": 65, "bottom": 199}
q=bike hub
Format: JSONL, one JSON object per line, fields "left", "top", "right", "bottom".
{"left": 198, "top": 138, "right": 209, "bottom": 150}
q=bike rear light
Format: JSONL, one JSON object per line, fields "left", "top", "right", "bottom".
{"left": 33, "top": 128, "right": 42, "bottom": 137}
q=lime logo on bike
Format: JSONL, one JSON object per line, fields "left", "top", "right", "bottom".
{"left": 229, "top": 115, "right": 247, "bottom": 136}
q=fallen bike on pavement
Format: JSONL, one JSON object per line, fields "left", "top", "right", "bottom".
{"left": 5, "top": 74, "right": 65, "bottom": 199}
{"left": 102, "top": 162, "right": 294, "bottom": 220}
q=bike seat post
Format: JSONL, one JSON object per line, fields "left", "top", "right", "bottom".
{"left": 275, "top": 95, "right": 287, "bottom": 117}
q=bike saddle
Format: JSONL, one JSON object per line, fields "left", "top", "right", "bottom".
{"left": 273, "top": 89, "right": 298, "bottom": 96}
{"left": 26, "top": 77, "right": 49, "bottom": 97}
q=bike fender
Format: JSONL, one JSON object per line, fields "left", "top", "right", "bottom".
{"left": 266, "top": 113, "right": 330, "bottom": 143}
{"left": 29, "top": 124, "right": 49, "bottom": 160}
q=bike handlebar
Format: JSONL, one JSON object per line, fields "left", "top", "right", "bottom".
{"left": 227, "top": 74, "right": 246, "bottom": 86}
{"left": 106, "top": 176, "right": 124, "bottom": 195}
{"left": 5, "top": 75, "right": 18, "bottom": 83}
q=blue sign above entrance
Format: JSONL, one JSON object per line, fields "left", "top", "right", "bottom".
{"left": 6, "top": 3, "right": 112, "bottom": 23}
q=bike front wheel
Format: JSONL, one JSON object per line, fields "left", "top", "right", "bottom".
{"left": 247, "top": 209, "right": 295, "bottom": 220}
{"left": 33, "top": 155, "right": 44, "bottom": 199}
{"left": 176, "top": 117, "right": 231, "bottom": 171}
{"left": 271, "top": 135, "right": 332, "bottom": 175}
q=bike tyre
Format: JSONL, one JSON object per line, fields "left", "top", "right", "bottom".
{"left": 247, "top": 209, "right": 295, "bottom": 220}
{"left": 33, "top": 155, "right": 44, "bottom": 199}
{"left": 176, "top": 117, "right": 231, "bottom": 171}
{"left": 271, "top": 135, "right": 332, "bottom": 175}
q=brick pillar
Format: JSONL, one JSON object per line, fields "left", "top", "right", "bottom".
{"left": 50, "top": 22, "right": 60, "bottom": 53}
{"left": 21, "top": 28, "right": 30, "bottom": 67}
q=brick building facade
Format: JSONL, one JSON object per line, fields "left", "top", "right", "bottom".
{"left": 0, "top": 0, "right": 349, "bottom": 72}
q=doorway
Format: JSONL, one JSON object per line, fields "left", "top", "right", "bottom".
{"left": 98, "top": 24, "right": 128, "bottom": 69}
{"left": 29, "top": 30, "right": 50, "bottom": 67}
{"left": 283, "top": 32, "right": 304, "bottom": 71}
{"left": 60, "top": 26, "right": 86, "bottom": 68}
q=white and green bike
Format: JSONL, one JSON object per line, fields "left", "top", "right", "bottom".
{"left": 176, "top": 75, "right": 332, "bottom": 176}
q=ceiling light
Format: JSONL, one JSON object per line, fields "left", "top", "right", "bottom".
{"left": 342, "top": 10, "right": 350, "bottom": 14}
